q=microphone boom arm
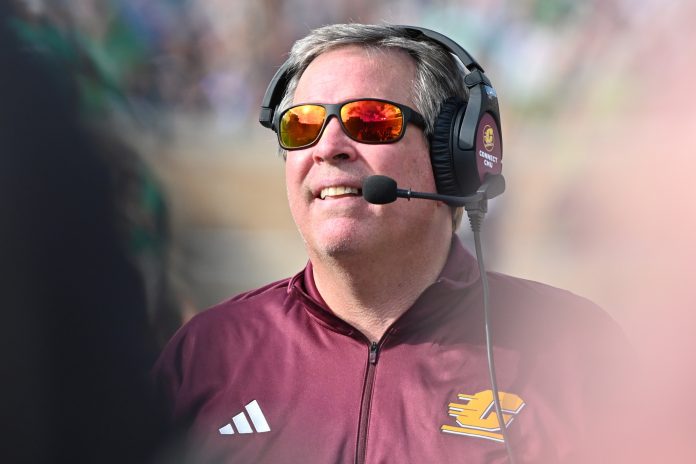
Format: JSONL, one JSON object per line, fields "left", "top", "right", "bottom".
{"left": 395, "top": 174, "right": 506, "bottom": 207}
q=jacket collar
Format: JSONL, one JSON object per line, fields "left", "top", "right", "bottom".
{"left": 288, "top": 235, "right": 481, "bottom": 337}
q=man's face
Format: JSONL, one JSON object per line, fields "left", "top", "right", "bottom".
{"left": 285, "top": 45, "right": 451, "bottom": 261}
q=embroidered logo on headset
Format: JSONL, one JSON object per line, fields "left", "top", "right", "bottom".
{"left": 441, "top": 390, "right": 525, "bottom": 442}
{"left": 482, "top": 124, "right": 495, "bottom": 152}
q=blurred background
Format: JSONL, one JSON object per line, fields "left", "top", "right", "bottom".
{"left": 2, "top": 0, "right": 695, "bottom": 461}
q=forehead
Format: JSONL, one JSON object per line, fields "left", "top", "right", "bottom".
{"left": 293, "top": 45, "right": 417, "bottom": 106}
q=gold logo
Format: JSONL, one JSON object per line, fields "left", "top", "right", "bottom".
{"left": 482, "top": 125, "right": 495, "bottom": 152}
{"left": 441, "top": 390, "right": 525, "bottom": 442}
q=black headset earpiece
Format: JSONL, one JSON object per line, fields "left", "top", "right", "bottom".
{"left": 400, "top": 26, "right": 503, "bottom": 197}
{"left": 259, "top": 25, "right": 503, "bottom": 198}
{"left": 430, "top": 96, "right": 469, "bottom": 196}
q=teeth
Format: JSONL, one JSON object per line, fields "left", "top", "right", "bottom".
{"left": 320, "top": 186, "right": 359, "bottom": 199}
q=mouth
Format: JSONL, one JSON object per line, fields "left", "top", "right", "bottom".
{"left": 319, "top": 185, "right": 362, "bottom": 200}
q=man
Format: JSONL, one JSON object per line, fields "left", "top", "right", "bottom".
{"left": 154, "top": 24, "right": 631, "bottom": 463}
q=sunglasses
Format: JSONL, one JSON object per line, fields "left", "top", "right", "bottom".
{"left": 276, "top": 98, "right": 426, "bottom": 150}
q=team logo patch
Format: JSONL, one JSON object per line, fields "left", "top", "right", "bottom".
{"left": 482, "top": 124, "right": 495, "bottom": 152}
{"left": 441, "top": 390, "right": 525, "bottom": 442}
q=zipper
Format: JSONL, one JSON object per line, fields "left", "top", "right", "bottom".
{"left": 355, "top": 341, "right": 379, "bottom": 464}
{"left": 368, "top": 341, "right": 378, "bottom": 364}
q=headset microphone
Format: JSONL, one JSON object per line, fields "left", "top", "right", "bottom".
{"left": 362, "top": 174, "right": 506, "bottom": 207}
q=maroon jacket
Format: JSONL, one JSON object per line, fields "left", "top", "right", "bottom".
{"left": 153, "top": 237, "right": 630, "bottom": 463}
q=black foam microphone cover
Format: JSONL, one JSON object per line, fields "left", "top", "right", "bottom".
{"left": 362, "top": 175, "right": 398, "bottom": 204}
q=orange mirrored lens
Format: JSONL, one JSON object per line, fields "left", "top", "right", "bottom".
{"left": 280, "top": 105, "right": 326, "bottom": 148}
{"left": 341, "top": 100, "right": 404, "bottom": 142}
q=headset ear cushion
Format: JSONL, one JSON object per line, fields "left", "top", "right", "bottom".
{"left": 430, "top": 97, "right": 466, "bottom": 196}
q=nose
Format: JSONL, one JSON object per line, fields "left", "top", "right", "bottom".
{"left": 311, "top": 115, "right": 356, "bottom": 164}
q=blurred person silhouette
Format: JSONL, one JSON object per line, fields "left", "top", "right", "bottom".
{"left": 0, "top": 3, "right": 180, "bottom": 462}
{"left": 153, "top": 23, "right": 635, "bottom": 464}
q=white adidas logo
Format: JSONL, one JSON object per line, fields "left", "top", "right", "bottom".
{"left": 219, "top": 400, "right": 271, "bottom": 435}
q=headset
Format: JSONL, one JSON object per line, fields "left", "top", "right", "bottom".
{"left": 259, "top": 25, "right": 503, "bottom": 197}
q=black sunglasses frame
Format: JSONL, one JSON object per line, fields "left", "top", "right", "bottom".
{"left": 274, "top": 98, "right": 427, "bottom": 150}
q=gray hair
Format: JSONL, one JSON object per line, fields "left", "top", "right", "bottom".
{"left": 277, "top": 23, "right": 469, "bottom": 229}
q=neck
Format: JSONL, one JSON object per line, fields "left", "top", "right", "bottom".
{"left": 311, "top": 233, "right": 453, "bottom": 342}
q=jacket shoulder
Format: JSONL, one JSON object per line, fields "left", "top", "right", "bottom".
{"left": 181, "top": 276, "right": 292, "bottom": 336}
{"left": 489, "top": 271, "right": 608, "bottom": 317}
{"left": 151, "top": 277, "right": 295, "bottom": 411}
{"left": 487, "top": 271, "right": 626, "bottom": 348}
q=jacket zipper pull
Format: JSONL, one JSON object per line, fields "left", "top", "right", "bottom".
{"left": 369, "top": 341, "right": 378, "bottom": 364}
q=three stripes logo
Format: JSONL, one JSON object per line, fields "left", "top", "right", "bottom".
{"left": 219, "top": 400, "right": 271, "bottom": 435}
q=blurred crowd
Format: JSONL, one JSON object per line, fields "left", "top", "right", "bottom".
{"left": 5, "top": 0, "right": 664, "bottom": 127}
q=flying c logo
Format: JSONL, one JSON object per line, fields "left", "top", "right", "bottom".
{"left": 482, "top": 125, "right": 495, "bottom": 152}
{"left": 441, "top": 390, "right": 525, "bottom": 442}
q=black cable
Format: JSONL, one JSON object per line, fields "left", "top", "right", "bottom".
{"left": 468, "top": 206, "right": 517, "bottom": 464}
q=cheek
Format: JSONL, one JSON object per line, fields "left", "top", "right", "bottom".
{"left": 382, "top": 141, "right": 435, "bottom": 190}
{"left": 284, "top": 159, "right": 305, "bottom": 213}
{"left": 284, "top": 153, "right": 308, "bottom": 189}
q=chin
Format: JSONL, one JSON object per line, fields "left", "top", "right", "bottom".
{"left": 300, "top": 219, "right": 369, "bottom": 257}
{"left": 314, "top": 237, "right": 364, "bottom": 259}
{"left": 303, "top": 229, "right": 375, "bottom": 261}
